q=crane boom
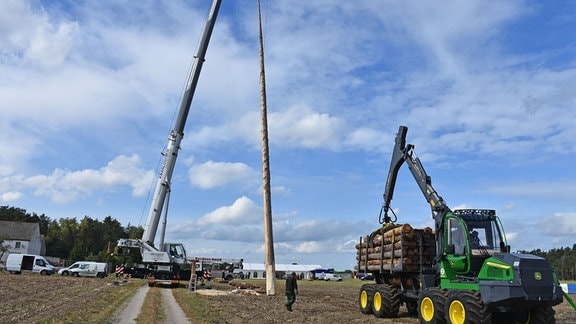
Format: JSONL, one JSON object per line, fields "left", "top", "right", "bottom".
{"left": 142, "top": 0, "right": 222, "bottom": 246}
{"left": 381, "top": 126, "right": 450, "bottom": 229}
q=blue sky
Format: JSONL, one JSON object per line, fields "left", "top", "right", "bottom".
{"left": 1, "top": 0, "right": 575, "bottom": 271}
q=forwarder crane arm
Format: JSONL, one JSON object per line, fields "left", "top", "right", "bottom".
{"left": 380, "top": 126, "right": 450, "bottom": 232}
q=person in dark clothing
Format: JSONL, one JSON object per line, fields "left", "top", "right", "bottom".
{"left": 285, "top": 272, "right": 298, "bottom": 311}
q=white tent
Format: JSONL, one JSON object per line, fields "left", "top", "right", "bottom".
{"left": 236, "top": 263, "right": 323, "bottom": 280}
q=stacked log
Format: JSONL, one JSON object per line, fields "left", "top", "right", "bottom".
{"left": 356, "top": 224, "right": 435, "bottom": 273}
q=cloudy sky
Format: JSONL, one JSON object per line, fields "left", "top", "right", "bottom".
{"left": 1, "top": 0, "right": 575, "bottom": 270}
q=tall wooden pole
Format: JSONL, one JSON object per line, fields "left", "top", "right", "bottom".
{"left": 258, "top": 0, "right": 276, "bottom": 295}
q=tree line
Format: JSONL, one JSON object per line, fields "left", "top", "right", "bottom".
{"left": 1, "top": 205, "right": 576, "bottom": 279}
{"left": 0, "top": 205, "right": 143, "bottom": 265}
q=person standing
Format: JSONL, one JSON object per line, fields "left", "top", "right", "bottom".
{"left": 285, "top": 272, "right": 298, "bottom": 311}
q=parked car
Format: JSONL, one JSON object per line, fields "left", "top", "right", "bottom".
{"left": 358, "top": 273, "right": 374, "bottom": 281}
{"left": 323, "top": 273, "right": 342, "bottom": 281}
{"left": 58, "top": 261, "right": 108, "bottom": 278}
{"left": 6, "top": 253, "right": 55, "bottom": 275}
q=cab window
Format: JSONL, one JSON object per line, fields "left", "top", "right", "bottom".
{"left": 448, "top": 218, "right": 466, "bottom": 255}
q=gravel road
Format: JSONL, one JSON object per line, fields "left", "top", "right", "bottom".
{"left": 112, "top": 285, "right": 191, "bottom": 324}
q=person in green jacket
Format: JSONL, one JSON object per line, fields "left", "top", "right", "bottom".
{"left": 285, "top": 272, "right": 298, "bottom": 311}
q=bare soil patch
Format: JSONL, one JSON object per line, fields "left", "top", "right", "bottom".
{"left": 188, "top": 279, "right": 576, "bottom": 324}
{"left": 0, "top": 271, "right": 137, "bottom": 323}
{"left": 1, "top": 271, "right": 575, "bottom": 323}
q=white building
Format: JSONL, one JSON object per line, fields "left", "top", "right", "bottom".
{"left": 0, "top": 221, "right": 44, "bottom": 262}
{"left": 236, "top": 263, "right": 323, "bottom": 280}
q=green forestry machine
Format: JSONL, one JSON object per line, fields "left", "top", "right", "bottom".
{"left": 356, "top": 125, "right": 567, "bottom": 323}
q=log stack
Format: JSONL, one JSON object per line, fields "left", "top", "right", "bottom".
{"left": 356, "top": 223, "right": 436, "bottom": 273}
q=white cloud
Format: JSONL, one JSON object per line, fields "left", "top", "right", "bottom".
{"left": 339, "top": 239, "right": 360, "bottom": 253}
{"left": 0, "top": 0, "right": 79, "bottom": 67}
{"left": 197, "top": 196, "right": 261, "bottom": 226}
{"left": 269, "top": 104, "right": 345, "bottom": 150}
{"left": 188, "top": 161, "right": 257, "bottom": 189}
{"left": 0, "top": 191, "right": 22, "bottom": 203}
{"left": 0, "top": 154, "right": 153, "bottom": 203}
{"left": 294, "top": 241, "right": 323, "bottom": 253}
{"left": 189, "top": 104, "right": 357, "bottom": 152}
{"left": 538, "top": 213, "right": 576, "bottom": 236}
{"left": 344, "top": 128, "right": 387, "bottom": 152}
{"left": 506, "top": 232, "right": 518, "bottom": 244}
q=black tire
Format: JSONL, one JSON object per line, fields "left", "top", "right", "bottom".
{"left": 225, "top": 275, "right": 233, "bottom": 281}
{"left": 40, "top": 270, "right": 47, "bottom": 275}
{"left": 359, "top": 284, "right": 375, "bottom": 314}
{"left": 528, "top": 306, "right": 555, "bottom": 324}
{"left": 72, "top": 272, "right": 79, "bottom": 277}
{"left": 62, "top": 271, "right": 69, "bottom": 276}
{"left": 500, "top": 306, "right": 556, "bottom": 324}
{"left": 372, "top": 284, "right": 400, "bottom": 318}
{"left": 418, "top": 288, "right": 448, "bottom": 324}
{"left": 96, "top": 272, "right": 106, "bottom": 278}
{"left": 445, "top": 290, "right": 491, "bottom": 324}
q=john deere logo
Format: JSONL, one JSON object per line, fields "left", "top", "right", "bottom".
{"left": 534, "top": 272, "right": 542, "bottom": 280}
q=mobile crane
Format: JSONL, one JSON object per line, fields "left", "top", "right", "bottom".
{"left": 116, "top": 0, "right": 222, "bottom": 287}
{"left": 357, "top": 125, "right": 565, "bottom": 323}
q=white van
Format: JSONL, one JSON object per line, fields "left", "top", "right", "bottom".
{"left": 323, "top": 273, "right": 342, "bottom": 281}
{"left": 58, "top": 261, "right": 108, "bottom": 278}
{"left": 6, "top": 253, "right": 55, "bottom": 275}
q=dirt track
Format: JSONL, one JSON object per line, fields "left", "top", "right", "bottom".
{"left": 1, "top": 272, "right": 575, "bottom": 323}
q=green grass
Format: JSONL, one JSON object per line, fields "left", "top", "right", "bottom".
{"left": 136, "top": 285, "right": 165, "bottom": 323}
{"left": 172, "top": 287, "right": 221, "bottom": 323}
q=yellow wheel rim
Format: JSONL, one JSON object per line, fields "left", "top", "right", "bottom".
{"left": 449, "top": 299, "right": 466, "bottom": 324}
{"left": 360, "top": 290, "right": 368, "bottom": 308}
{"left": 513, "top": 311, "right": 531, "bottom": 324}
{"left": 373, "top": 292, "right": 382, "bottom": 312}
{"left": 420, "top": 297, "right": 435, "bottom": 322}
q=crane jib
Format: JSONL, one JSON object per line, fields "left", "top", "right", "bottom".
{"left": 141, "top": 0, "right": 222, "bottom": 247}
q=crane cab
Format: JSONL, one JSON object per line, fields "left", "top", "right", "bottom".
{"left": 162, "top": 242, "right": 187, "bottom": 264}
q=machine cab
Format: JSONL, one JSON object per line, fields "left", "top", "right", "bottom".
{"left": 162, "top": 242, "right": 187, "bottom": 264}
{"left": 445, "top": 209, "right": 508, "bottom": 274}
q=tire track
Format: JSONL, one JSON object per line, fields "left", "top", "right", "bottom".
{"left": 112, "top": 285, "right": 149, "bottom": 323}
{"left": 112, "top": 285, "right": 190, "bottom": 324}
